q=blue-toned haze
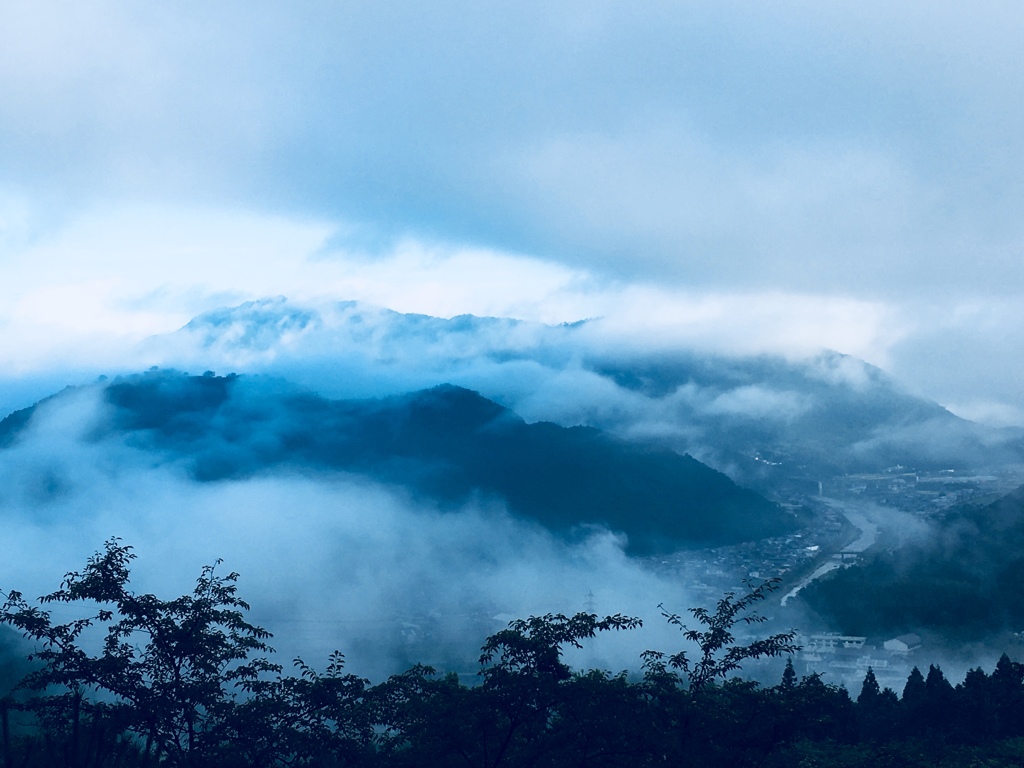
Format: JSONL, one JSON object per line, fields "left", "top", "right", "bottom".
{"left": 2, "top": 1, "right": 1024, "bottom": 678}
{"left": 1, "top": 1, "right": 1022, "bottom": 423}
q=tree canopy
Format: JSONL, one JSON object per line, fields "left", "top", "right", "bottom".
{"left": 4, "top": 542, "right": 1024, "bottom": 767}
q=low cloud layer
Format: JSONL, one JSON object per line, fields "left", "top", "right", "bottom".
{"left": 4, "top": 317, "right": 1019, "bottom": 681}
{"left": 3, "top": 2, "right": 1024, "bottom": 697}
{"left": 1, "top": 216, "right": 1018, "bottom": 426}
{"left": 0, "top": 383, "right": 704, "bottom": 679}
{"left": 134, "top": 299, "right": 1024, "bottom": 479}
{"left": 2, "top": 3, "right": 1023, "bottom": 425}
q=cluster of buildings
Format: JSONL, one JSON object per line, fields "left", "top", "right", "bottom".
{"left": 822, "top": 467, "right": 1021, "bottom": 513}
{"left": 382, "top": 466, "right": 1024, "bottom": 688}
{"left": 793, "top": 631, "right": 923, "bottom": 690}
{"left": 643, "top": 466, "right": 1024, "bottom": 689}
{"left": 647, "top": 500, "right": 849, "bottom": 601}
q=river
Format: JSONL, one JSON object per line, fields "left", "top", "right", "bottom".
{"left": 779, "top": 498, "right": 880, "bottom": 606}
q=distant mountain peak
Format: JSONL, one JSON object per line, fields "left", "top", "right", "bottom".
{"left": 134, "top": 298, "right": 1024, "bottom": 481}
{"left": 183, "top": 297, "right": 321, "bottom": 352}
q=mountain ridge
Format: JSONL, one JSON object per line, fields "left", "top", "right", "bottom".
{"left": 140, "top": 298, "right": 1024, "bottom": 484}
{"left": 0, "top": 371, "right": 795, "bottom": 554}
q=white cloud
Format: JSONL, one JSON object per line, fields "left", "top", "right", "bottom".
{"left": 0, "top": 0, "right": 1022, "bottom": 421}
{"left": 1, "top": 0, "right": 1022, "bottom": 299}
{"left": 580, "top": 287, "right": 906, "bottom": 365}
{"left": 0, "top": 393, "right": 693, "bottom": 677}
{"left": 705, "top": 387, "right": 810, "bottom": 422}
{"left": 7, "top": 199, "right": 1022, "bottom": 426}
{"left": 0, "top": 205, "right": 330, "bottom": 370}
{"left": 504, "top": 124, "right": 933, "bottom": 291}
{"left": 945, "top": 400, "right": 1024, "bottom": 430}
{"left": 0, "top": 203, "right": 908, "bottom": 373}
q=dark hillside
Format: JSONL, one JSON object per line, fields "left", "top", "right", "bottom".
{"left": 802, "top": 485, "right": 1024, "bottom": 638}
{"left": 0, "top": 371, "right": 794, "bottom": 554}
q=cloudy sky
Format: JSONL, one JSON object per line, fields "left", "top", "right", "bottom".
{"left": 2, "top": 1, "right": 1023, "bottom": 424}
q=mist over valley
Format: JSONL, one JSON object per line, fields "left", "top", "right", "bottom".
{"left": 4, "top": 7, "right": 1024, "bottom": 761}
{"left": 3, "top": 301, "right": 1023, "bottom": 688}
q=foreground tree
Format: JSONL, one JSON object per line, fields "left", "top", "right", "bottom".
{"left": 642, "top": 578, "right": 800, "bottom": 692}
{"left": 1, "top": 539, "right": 279, "bottom": 766}
{"left": 375, "top": 612, "right": 644, "bottom": 767}
{"left": 220, "top": 652, "right": 373, "bottom": 767}
{"left": 3, "top": 543, "right": 821, "bottom": 767}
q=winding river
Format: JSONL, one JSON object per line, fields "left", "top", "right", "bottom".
{"left": 780, "top": 499, "right": 880, "bottom": 606}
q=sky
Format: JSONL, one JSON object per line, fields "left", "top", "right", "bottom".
{"left": 1, "top": 1, "right": 1023, "bottom": 425}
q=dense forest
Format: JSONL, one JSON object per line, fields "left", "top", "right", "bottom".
{"left": 803, "top": 486, "right": 1024, "bottom": 639}
{"left": 3, "top": 541, "right": 1024, "bottom": 768}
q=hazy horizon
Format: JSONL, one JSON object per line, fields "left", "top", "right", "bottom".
{"left": 3, "top": 2, "right": 1024, "bottom": 692}
{"left": 1, "top": 2, "right": 1023, "bottom": 426}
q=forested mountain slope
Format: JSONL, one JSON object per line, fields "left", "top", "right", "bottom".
{"left": 150, "top": 299, "right": 1024, "bottom": 485}
{"left": 802, "top": 485, "right": 1024, "bottom": 638}
{"left": 0, "top": 370, "right": 792, "bottom": 554}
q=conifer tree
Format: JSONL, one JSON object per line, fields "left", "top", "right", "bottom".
{"left": 780, "top": 658, "right": 797, "bottom": 691}
{"left": 902, "top": 666, "right": 925, "bottom": 703}
{"left": 922, "top": 664, "right": 955, "bottom": 735}
{"left": 955, "top": 666, "right": 993, "bottom": 744}
{"left": 857, "top": 667, "right": 880, "bottom": 707}
{"left": 900, "top": 666, "right": 927, "bottom": 736}
{"left": 990, "top": 653, "right": 1024, "bottom": 738}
